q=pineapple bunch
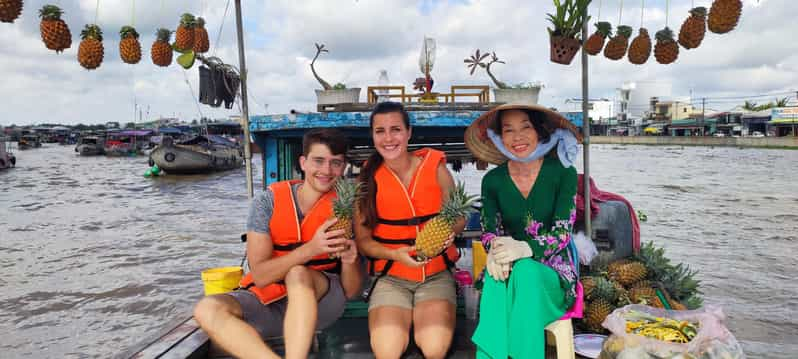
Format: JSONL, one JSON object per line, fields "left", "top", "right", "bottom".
{"left": 579, "top": 243, "right": 703, "bottom": 333}
{"left": 174, "top": 13, "right": 197, "bottom": 52}
{"left": 151, "top": 28, "right": 173, "bottom": 67}
{"left": 193, "top": 17, "right": 210, "bottom": 53}
{"left": 584, "top": 22, "right": 612, "bottom": 55}
{"left": 78, "top": 24, "right": 103, "bottom": 70}
{"left": 654, "top": 27, "right": 679, "bottom": 64}
{"left": 708, "top": 0, "right": 742, "bottom": 34}
{"left": 39, "top": 5, "right": 71, "bottom": 53}
{"left": 628, "top": 28, "right": 652, "bottom": 65}
{"left": 678, "top": 7, "right": 708, "bottom": 50}
{"left": 119, "top": 26, "right": 141, "bottom": 65}
{"left": 0, "top": 0, "right": 22, "bottom": 23}
{"left": 604, "top": 25, "right": 632, "bottom": 61}
{"left": 414, "top": 181, "right": 476, "bottom": 261}
{"left": 327, "top": 178, "right": 360, "bottom": 258}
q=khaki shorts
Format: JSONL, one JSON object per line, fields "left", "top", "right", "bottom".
{"left": 225, "top": 272, "right": 346, "bottom": 339}
{"left": 368, "top": 270, "right": 457, "bottom": 311}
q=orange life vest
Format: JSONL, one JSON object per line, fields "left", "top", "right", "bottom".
{"left": 369, "top": 148, "right": 459, "bottom": 282}
{"left": 239, "top": 180, "right": 340, "bottom": 304}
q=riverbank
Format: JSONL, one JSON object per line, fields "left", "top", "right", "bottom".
{"left": 590, "top": 136, "right": 798, "bottom": 149}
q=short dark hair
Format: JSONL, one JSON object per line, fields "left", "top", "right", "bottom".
{"left": 491, "top": 109, "right": 552, "bottom": 144}
{"left": 302, "top": 128, "right": 348, "bottom": 157}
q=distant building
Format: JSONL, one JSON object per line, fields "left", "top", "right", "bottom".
{"left": 563, "top": 98, "right": 614, "bottom": 124}
{"left": 769, "top": 107, "right": 798, "bottom": 137}
{"left": 616, "top": 81, "right": 673, "bottom": 129}
{"left": 106, "top": 122, "right": 120, "bottom": 129}
{"left": 650, "top": 99, "right": 696, "bottom": 123}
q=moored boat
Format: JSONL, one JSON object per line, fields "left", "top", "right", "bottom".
{"left": 75, "top": 135, "right": 105, "bottom": 156}
{"left": 149, "top": 135, "right": 243, "bottom": 174}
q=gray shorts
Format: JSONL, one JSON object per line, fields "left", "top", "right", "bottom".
{"left": 368, "top": 270, "right": 457, "bottom": 311}
{"left": 225, "top": 272, "right": 346, "bottom": 339}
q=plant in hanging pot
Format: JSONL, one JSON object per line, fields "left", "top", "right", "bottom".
{"left": 547, "top": 0, "right": 592, "bottom": 65}
{"left": 464, "top": 49, "right": 543, "bottom": 105}
{"left": 311, "top": 43, "right": 360, "bottom": 105}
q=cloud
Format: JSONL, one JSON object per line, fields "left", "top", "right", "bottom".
{"left": 0, "top": 0, "right": 794, "bottom": 126}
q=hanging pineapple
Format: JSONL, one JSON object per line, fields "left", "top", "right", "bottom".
{"left": 678, "top": 7, "right": 707, "bottom": 49}
{"left": 193, "top": 17, "right": 210, "bottom": 53}
{"left": 174, "top": 13, "right": 196, "bottom": 52}
{"left": 414, "top": 181, "right": 476, "bottom": 261}
{"left": 327, "top": 178, "right": 360, "bottom": 258}
{"left": 151, "top": 28, "right": 173, "bottom": 67}
{"left": 708, "top": 0, "right": 742, "bottom": 34}
{"left": 603, "top": 25, "right": 632, "bottom": 61}
{"left": 654, "top": 27, "right": 679, "bottom": 64}
{"left": 628, "top": 28, "right": 652, "bottom": 65}
{"left": 38, "top": 5, "right": 72, "bottom": 53}
{"left": 119, "top": 26, "right": 141, "bottom": 64}
{"left": 0, "top": 0, "right": 22, "bottom": 23}
{"left": 584, "top": 22, "right": 612, "bottom": 55}
{"left": 78, "top": 24, "right": 103, "bottom": 70}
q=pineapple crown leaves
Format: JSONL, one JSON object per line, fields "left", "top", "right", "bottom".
{"left": 179, "top": 13, "right": 197, "bottom": 28}
{"left": 332, "top": 178, "right": 362, "bottom": 218}
{"left": 615, "top": 25, "right": 633, "bottom": 39}
{"left": 637, "top": 27, "right": 650, "bottom": 35}
{"left": 155, "top": 28, "right": 172, "bottom": 42}
{"left": 689, "top": 6, "right": 708, "bottom": 18}
{"left": 80, "top": 24, "right": 103, "bottom": 41}
{"left": 594, "top": 21, "right": 613, "bottom": 37}
{"left": 38, "top": 4, "right": 64, "bottom": 20}
{"left": 119, "top": 26, "right": 140, "bottom": 39}
{"left": 440, "top": 181, "right": 477, "bottom": 224}
{"left": 196, "top": 17, "right": 206, "bottom": 28}
{"left": 656, "top": 27, "right": 676, "bottom": 42}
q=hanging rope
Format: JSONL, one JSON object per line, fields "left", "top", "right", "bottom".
{"left": 665, "top": 0, "right": 670, "bottom": 27}
{"left": 213, "top": 0, "right": 232, "bottom": 57}
{"left": 597, "top": 0, "right": 602, "bottom": 21}
{"left": 183, "top": 70, "right": 205, "bottom": 120}
{"left": 93, "top": 0, "right": 101, "bottom": 25}
{"left": 131, "top": 0, "right": 135, "bottom": 27}
{"left": 159, "top": 0, "right": 166, "bottom": 27}
{"left": 618, "top": 0, "right": 624, "bottom": 24}
{"left": 640, "top": 0, "right": 645, "bottom": 28}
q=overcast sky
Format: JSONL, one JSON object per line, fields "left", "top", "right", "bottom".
{"left": 0, "top": 0, "right": 790, "bottom": 126}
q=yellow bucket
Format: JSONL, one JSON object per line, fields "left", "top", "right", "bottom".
{"left": 200, "top": 266, "right": 243, "bottom": 296}
{"left": 472, "top": 240, "right": 487, "bottom": 279}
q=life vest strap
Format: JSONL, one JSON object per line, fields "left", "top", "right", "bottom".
{"left": 376, "top": 213, "right": 438, "bottom": 226}
{"left": 372, "top": 236, "right": 415, "bottom": 245}
{"left": 273, "top": 242, "right": 303, "bottom": 251}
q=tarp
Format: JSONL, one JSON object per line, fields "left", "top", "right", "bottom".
{"left": 116, "top": 130, "right": 154, "bottom": 136}
{"left": 178, "top": 135, "right": 238, "bottom": 147}
{"left": 157, "top": 127, "right": 184, "bottom": 135}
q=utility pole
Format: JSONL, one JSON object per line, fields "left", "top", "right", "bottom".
{"left": 701, "top": 97, "right": 706, "bottom": 136}
{"left": 581, "top": 11, "right": 591, "bottom": 240}
{"left": 235, "top": 0, "right": 254, "bottom": 199}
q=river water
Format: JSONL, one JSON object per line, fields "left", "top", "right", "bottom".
{"left": 1, "top": 144, "right": 796, "bottom": 358}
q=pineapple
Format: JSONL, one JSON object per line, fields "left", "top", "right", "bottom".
{"left": 174, "top": 13, "right": 196, "bottom": 52}
{"left": 78, "top": 24, "right": 103, "bottom": 70}
{"left": 708, "top": 0, "right": 742, "bottom": 34}
{"left": 582, "top": 276, "right": 596, "bottom": 299}
{"left": 654, "top": 27, "right": 679, "bottom": 64}
{"left": 584, "top": 21, "right": 612, "bottom": 55}
{"left": 119, "top": 26, "right": 141, "bottom": 64}
{"left": 628, "top": 286, "right": 658, "bottom": 305}
{"left": 592, "top": 276, "right": 618, "bottom": 303}
{"left": 151, "top": 28, "right": 173, "bottom": 67}
{"left": 603, "top": 25, "right": 632, "bottom": 60}
{"left": 628, "top": 28, "right": 652, "bottom": 65}
{"left": 193, "top": 17, "right": 210, "bottom": 53}
{"left": 678, "top": 7, "right": 707, "bottom": 50}
{"left": 607, "top": 258, "right": 631, "bottom": 275}
{"left": 609, "top": 261, "right": 647, "bottom": 286}
{"left": 0, "top": 0, "right": 22, "bottom": 23}
{"left": 414, "top": 181, "right": 476, "bottom": 261}
{"left": 327, "top": 178, "right": 360, "bottom": 258}
{"left": 585, "top": 298, "right": 614, "bottom": 332}
{"left": 38, "top": 5, "right": 71, "bottom": 53}
{"left": 589, "top": 251, "right": 615, "bottom": 273}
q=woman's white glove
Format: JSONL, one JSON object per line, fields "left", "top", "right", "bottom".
{"left": 486, "top": 249, "right": 511, "bottom": 281}
{"left": 492, "top": 236, "right": 533, "bottom": 265}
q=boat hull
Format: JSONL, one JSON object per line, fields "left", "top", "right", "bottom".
{"left": 75, "top": 144, "right": 105, "bottom": 156}
{"left": 150, "top": 144, "right": 242, "bottom": 174}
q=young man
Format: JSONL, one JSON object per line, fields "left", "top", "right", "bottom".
{"left": 194, "top": 128, "right": 362, "bottom": 359}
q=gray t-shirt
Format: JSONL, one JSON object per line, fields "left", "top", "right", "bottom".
{"left": 246, "top": 183, "right": 304, "bottom": 235}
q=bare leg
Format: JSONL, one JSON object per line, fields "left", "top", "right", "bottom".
{"left": 283, "top": 265, "right": 330, "bottom": 359}
{"left": 369, "top": 306, "right": 413, "bottom": 359}
{"left": 413, "top": 299, "right": 456, "bottom": 359}
{"left": 194, "top": 295, "right": 280, "bottom": 359}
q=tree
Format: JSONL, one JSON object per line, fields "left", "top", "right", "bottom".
{"left": 124, "top": 122, "right": 136, "bottom": 129}
{"left": 191, "top": 119, "right": 198, "bottom": 125}
{"left": 775, "top": 97, "right": 790, "bottom": 107}
{"left": 742, "top": 101, "right": 758, "bottom": 111}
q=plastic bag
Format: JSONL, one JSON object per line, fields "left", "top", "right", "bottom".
{"left": 598, "top": 305, "right": 745, "bottom": 359}
{"left": 573, "top": 230, "right": 598, "bottom": 265}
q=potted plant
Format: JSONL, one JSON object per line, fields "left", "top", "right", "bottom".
{"left": 547, "top": 0, "right": 592, "bottom": 65}
{"left": 310, "top": 43, "right": 361, "bottom": 105}
{"left": 465, "top": 49, "right": 543, "bottom": 105}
